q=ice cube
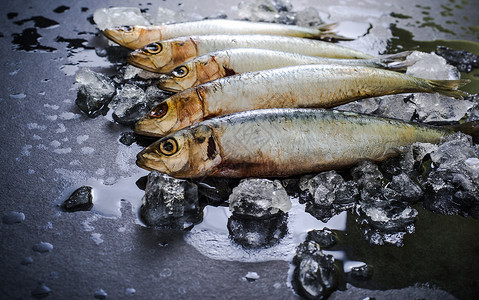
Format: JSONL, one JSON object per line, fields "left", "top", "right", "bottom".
{"left": 405, "top": 51, "right": 460, "bottom": 80}
{"left": 110, "top": 84, "right": 149, "bottom": 125}
{"left": 228, "top": 178, "right": 291, "bottom": 218}
{"left": 75, "top": 68, "right": 116, "bottom": 118}
{"left": 93, "top": 7, "right": 151, "bottom": 31}
{"left": 139, "top": 171, "right": 200, "bottom": 229}
{"left": 292, "top": 239, "right": 338, "bottom": 299}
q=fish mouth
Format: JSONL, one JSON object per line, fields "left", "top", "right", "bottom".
{"left": 136, "top": 152, "right": 154, "bottom": 171}
{"left": 157, "top": 75, "right": 184, "bottom": 92}
{"left": 102, "top": 28, "right": 124, "bottom": 46}
{"left": 126, "top": 53, "right": 159, "bottom": 73}
{"left": 134, "top": 119, "right": 164, "bottom": 137}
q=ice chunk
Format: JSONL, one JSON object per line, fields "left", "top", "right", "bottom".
{"left": 145, "top": 85, "right": 171, "bottom": 108}
{"left": 155, "top": 7, "right": 194, "bottom": 24}
{"left": 351, "top": 161, "right": 384, "bottom": 195}
{"left": 227, "top": 212, "right": 288, "bottom": 248}
{"left": 237, "top": 0, "right": 286, "bottom": 23}
{"left": 294, "top": 7, "right": 324, "bottom": 27}
{"left": 237, "top": 0, "right": 323, "bottom": 26}
{"left": 351, "top": 161, "right": 418, "bottom": 247}
{"left": 349, "top": 264, "right": 373, "bottom": 281}
{"left": 411, "top": 93, "right": 473, "bottom": 123}
{"left": 292, "top": 239, "right": 338, "bottom": 299}
{"left": 75, "top": 68, "right": 116, "bottom": 118}
{"left": 375, "top": 94, "right": 416, "bottom": 121}
{"left": 388, "top": 173, "right": 423, "bottom": 203}
{"left": 61, "top": 186, "right": 93, "bottom": 212}
{"left": 405, "top": 51, "right": 460, "bottom": 80}
{"left": 110, "top": 84, "right": 149, "bottom": 125}
{"left": 228, "top": 179, "right": 291, "bottom": 218}
{"left": 466, "top": 94, "right": 479, "bottom": 123}
{"left": 299, "top": 171, "right": 358, "bottom": 222}
{"left": 305, "top": 228, "right": 337, "bottom": 249}
{"left": 435, "top": 46, "right": 479, "bottom": 73}
{"left": 93, "top": 7, "right": 151, "bottom": 31}
{"left": 139, "top": 171, "right": 200, "bottom": 229}
{"left": 335, "top": 98, "right": 380, "bottom": 115}
{"left": 423, "top": 133, "right": 479, "bottom": 218}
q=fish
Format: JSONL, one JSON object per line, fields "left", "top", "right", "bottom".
{"left": 136, "top": 108, "right": 479, "bottom": 178}
{"left": 134, "top": 64, "right": 469, "bottom": 137}
{"left": 102, "top": 19, "right": 348, "bottom": 50}
{"left": 126, "top": 34, "right": 375, "bottom": 73}
{"left": 157, "top": 48, "right": 412, "bottom": 92}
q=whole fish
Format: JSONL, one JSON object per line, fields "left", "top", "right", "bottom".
{"left": 136, "top": 108, "right": 479, "bottom": 178}
{"left": 158, "top": 48, "right": 411, "bottom": 92}
{"left": 135, "top": 64, "right": 468, "bottom": 137}
{"left": 103, "top": 19, "right": 347, "bottom": 50}
{"left": 127, "top": 34, "right": 374, "bottom": 73}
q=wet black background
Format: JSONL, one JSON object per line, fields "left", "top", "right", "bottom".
{"left": 0, "top": 0, "right": 478, "bottom": 299}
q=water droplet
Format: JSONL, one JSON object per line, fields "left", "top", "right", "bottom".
{"left": 2, "top": 211, "right": 25, "bottom": 224}
{"left": 9, "top": 92, "right": 26, "bottom": 99}
{"left": 94, "top": 289, "right": 107, "bottom": 299}
{"left": 125, "top": 288, "right": 136, "bottom": 295}
{"left": 244, "top": 272, "right": 260, "bottom": 282}
{"left": 21, "top": 256, "right": 34, "bottom": 265}
{"left": 90, "top": 232, "right": 103, "bottom": 245}
{"left": 31, "top": 282, "right": 51, "bottom": 299}
{"left": 159, "top": 268, "right": 172, "bottom": 278}
{"left": 48, "top": 271, "right": 59, "bottom": 280}
{"left": 32, "top": 242, "right": 53, "bottom": 253}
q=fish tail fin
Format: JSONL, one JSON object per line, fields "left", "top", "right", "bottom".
{"left": 376, "top": 51, "right": 414, "bottom": 71}
{"left": 315, "top": 22, "right": 354, "bottom": 42}
{"left": 425, "top": 78, "right": 471, "bottom": 99}
{"left": 448, "top": 120, "right": 479, "bottom": 140}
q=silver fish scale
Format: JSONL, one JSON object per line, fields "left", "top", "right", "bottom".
{"left": 204, "top": 109, "right": 447, "bottom": 174}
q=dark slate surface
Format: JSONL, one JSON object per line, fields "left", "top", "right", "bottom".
{"left": 0, "top": 0, "right": 477, "bottom": 299}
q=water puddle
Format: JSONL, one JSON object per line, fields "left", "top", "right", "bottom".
{"left": 12, "top": 28, "right": 57, "bottom": 52}
{"left": 185, "top": 198, "right": 349, "bottom": 263}
{"left": 13, "top": 16, "right": 59, "bottom": 29}
{"left": 57, "top": 170, "right": 148, "bottom": 218}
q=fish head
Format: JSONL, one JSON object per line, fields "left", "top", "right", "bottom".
{"left": 127, "top": 38, "right": 198, "bottom": 73}
{"left": 127, "top": 42, "right": 171, "bottom": 72}
{"left": 136, "top": 124, "right": 221, "bottom": 178}
{"left": 103, "top": 25, "right": 157, "bottom": 49}
{"left": 157, "top": 61, "right": 199, "bottom": 92}
{"left": 134, "top": 91, "right": 204, "bottom": 137}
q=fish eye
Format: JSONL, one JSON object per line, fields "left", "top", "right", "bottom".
{"left": 158, "top": 138, "right": 178, "bottom": 156}
{"left": 172, "top": 66, "right": 189, "bottom": 78}
{"left": 149, "top": 101, "right": 168, "bottom": 119}
{"left": 144, "top": 42, "right": 163, "bottom": 54}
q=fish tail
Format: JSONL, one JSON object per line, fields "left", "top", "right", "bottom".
{"left": 317, "top": 22, "right": 339, "bottom": 33}
{"left": 315, "top": 22, "right": 354, "bottom": 42}
{"left": 425, "top": 78, "right": 471, "bottom": 99}
{"left": 373, "top": 51, "right": 415, "bottom": 71}
{"left": 448, "top": 120, "right": 479, "bottom": 139}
